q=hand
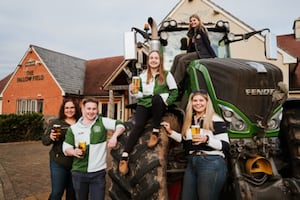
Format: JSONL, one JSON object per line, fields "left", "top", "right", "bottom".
{"left": 50, "top": 129, "right": 58, "bottom": 141}
{"left": 192, "top": 135, "right": 208, "bottom": 145}
{"left": 129, "top": 84, "right": 134, "bottom": 93}
{"left": 73, "top": 148, "right": 85, "bottom": 158}
{"left": 107, "top": 136, "right": 117, "bottom": 148}
{"left": 161, "top": 121, "right": 172, "bottom": 135}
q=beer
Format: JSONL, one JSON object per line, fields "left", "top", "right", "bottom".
{"left": 191, "top": 125, "right": 201, "bottom": 142}
{"left": 131, "top": 76, "right": 140, "bottom": 94}
{"left": 78, "top": 141, "right": 86, "bottom": 156}
{"left": 53, "top": 124, "right": 61, "bottom": 140}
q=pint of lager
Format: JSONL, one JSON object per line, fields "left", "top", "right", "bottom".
{"left": 132, "top": 76, "right": 140, "bottom": 94}
{"left": 53, "top": 124, "right": 61, "bottom": 140}
{"left": 191, "top": 125, "right": 201, "bottom": 142}
{"left": 78, "top": 141, "right": 87, "bottom": 157}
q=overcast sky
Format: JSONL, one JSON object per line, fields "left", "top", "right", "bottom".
{"left": 0, "top": 0, "right": 299, "bottom": 80}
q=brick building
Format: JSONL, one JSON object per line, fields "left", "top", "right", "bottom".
{"left": 0, "top": 45, "right": 131, "bottom": 121}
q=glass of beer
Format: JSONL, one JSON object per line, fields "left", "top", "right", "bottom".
{"left": 78, "top": 141, "right": 86, "bottom": 157}
{"left": 131, "top": 76, "right": 140, "bottom": 94}
{"left": 191, "top": 125, "right": 201, "bottom": 143}
{"left": 53, "top": 124, "right": 61, "bottom": 141}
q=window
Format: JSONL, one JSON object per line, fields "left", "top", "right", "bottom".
{"left": 99, "top": 101, "right": 122, "bottom": 120}
{"left": 17, "top": 99, "right": 43, "bottom": 114}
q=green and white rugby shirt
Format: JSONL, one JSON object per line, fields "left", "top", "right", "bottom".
{"left": 134, "top": 70, "right": 178, "bottom": 108}
{"left": 63, "top": 115, "right": 124, "bottom": 173}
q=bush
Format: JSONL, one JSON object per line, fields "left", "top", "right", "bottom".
{"left": 0, "top": 113, "right": 45, "bottom": 143}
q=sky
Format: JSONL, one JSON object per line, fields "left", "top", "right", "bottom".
{"left": 0, "top": 0, "right": 299, "bottom": 80}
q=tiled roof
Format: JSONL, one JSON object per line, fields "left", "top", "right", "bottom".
{"left": 85, "top": 56, "right": 124, "bottom": 95}
{"left": 0, "top": 73, "right": 12, "bottom": 95}
{"left": 277, "top": 34, "right": 300, "bottom": 58}
{"left": 32, "top": 45, "right": 86, "bottom": 95}
{"left": 277, "top": 34, "right": 300, "bottom": 89}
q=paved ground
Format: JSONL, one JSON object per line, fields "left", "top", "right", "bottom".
{"left": 0, "top": 141, "right": 51, "bottom": 200}
{"left": 0, "top": 140, "right": 113, "bottom": 200}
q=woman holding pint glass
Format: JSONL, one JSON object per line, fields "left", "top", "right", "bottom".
{"left": 118, "top": 50, "right": 178, "bottom": 175}
{"left": 42, "top": 98, "right": 81, "bottom": 200}
{"left": 161, "top": 89, "right": 229, "bottom": 200}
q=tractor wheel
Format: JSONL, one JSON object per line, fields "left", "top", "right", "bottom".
{"left": 108, "top": 112, "right": 183, "bottom": 200}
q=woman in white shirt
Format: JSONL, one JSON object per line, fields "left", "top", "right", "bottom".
{"left": 161, "top": 89, "right": 229, "bottom": 200}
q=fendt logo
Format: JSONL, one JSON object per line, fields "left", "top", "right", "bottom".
{"left": 245, "top": 88, "right": 275, "bottom": 96}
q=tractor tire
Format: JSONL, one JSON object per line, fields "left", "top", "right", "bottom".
{"left": 108, "top": 111, "right": 184, "bottom": 200}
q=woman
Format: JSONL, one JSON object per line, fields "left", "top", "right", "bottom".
{"left": 118, "top": 50, "right": 178, "bottom": 175}
{"left": 161, "top": 90, "right": 229, "bottom": 200}
{"left": 42, "top": 98, "right": 81, "bottom": 200}
{"left": 63, "top": 97, "right": 126, "bottom": 200}
{"left": 171, "top": 14, "right": 216, "bottom": 86}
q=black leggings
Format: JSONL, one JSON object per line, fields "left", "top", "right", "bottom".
{"left": 124, "top": 94, "right": 166, "bottom": 154}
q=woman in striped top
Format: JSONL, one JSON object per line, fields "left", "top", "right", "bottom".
{"left": 161, "top": 89, "right": 229, "bottom": 200}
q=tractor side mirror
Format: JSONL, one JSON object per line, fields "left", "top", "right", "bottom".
{"left": 124, "top": 31, "right": 137, "bottom": 60}
{"left": 265, "top": 32, "right": 277, "bottom": 60}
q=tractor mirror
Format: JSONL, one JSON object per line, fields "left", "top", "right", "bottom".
{"left": 124, "top": 32, "right": 137, "bottom": 60}
{"left": 265, "top": 32, "right": 277, "bottom": 60}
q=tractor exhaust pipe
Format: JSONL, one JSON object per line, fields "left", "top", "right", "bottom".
{"left": 148, "top": 17, "right": 160, "bottom": 51}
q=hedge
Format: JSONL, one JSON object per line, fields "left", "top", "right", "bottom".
{"left": 0, "top": 113, "right": 45, "bottom": 143}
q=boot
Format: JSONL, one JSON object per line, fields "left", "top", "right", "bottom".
{"left": 119, "top": 160, "right": 129, "bottom": 175}
{"left": 147, "top": 132, "right": 159, "bottom": 148}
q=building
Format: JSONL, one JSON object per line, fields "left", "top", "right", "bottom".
{"left": 277, "top": 18, "right": 300, "bottom": 94}
{"left": 1, "top": 0, "right": 299, "bottom": 119}
{"left": 0, "top": 45, "right": 132, "bottom": 121}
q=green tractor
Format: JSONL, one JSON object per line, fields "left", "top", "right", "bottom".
{"left": 108, "top": 17, "right": 300, "bottom": 200}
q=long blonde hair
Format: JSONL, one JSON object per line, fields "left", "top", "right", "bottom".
{"left": 181, "top": 90, "right": 215, "bottom": 138}
{"left": 146, "top": 50, "right": 165, "bottom": 85}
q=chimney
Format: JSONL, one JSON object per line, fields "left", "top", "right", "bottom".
{"left": 293, "top": 18, "right": 300, "bottom": 40}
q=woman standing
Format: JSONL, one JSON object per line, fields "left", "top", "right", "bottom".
{"left": 161, "top": 90, "right": 229, "bottom": 200}
{"left": 42, "top": 98, "right": 81, "bottom": 200}
{"left": 118, "top": 50, "right": 178, "bottom": 175}
{"left": 63, "top": 97, "right": 126, "bottom": 200}
{"left": 171, "top": 14, "right": 216, "bottom": 86}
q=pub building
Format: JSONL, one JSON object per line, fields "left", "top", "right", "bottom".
{"left": 0, "top": 45, "right": 135, "bottom": 121}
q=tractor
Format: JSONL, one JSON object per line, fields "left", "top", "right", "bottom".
{"left": 108, "top": 17, "right": 300, "bottom": 200}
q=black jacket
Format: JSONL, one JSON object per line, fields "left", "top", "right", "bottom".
{"left": 187, "top": 27, "right": 217, "bottom": 58}
{"left": 42, "top": 118, "right": 73, "bottom": 168}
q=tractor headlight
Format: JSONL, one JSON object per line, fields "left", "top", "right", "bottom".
{"left": 232, "top": 118, "right": 246, "bottom": 131}
{"left": 267, "top": 107, "right": 282, "bottom": 130}
{"left": 162, "top": 20, "right": 177, "bottom": 28}
{"left": 219, "top": 105, "right": 248, "bottom": 131}
{"left": 160, "top": 31, "right": 168, "bottom": 40}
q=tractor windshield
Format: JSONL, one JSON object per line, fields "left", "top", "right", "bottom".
{"left": 160, "top": 24, "right": 230, "bottom": 71}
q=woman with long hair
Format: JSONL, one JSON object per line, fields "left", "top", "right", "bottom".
{"left": 171, "top": 14, "right": 216, "bottom": 87}
{"left": 118, "top": 50, "right": 178, "bottom": 175}
{"left": 161, "top": 90, "right": 229, "bottom": 200}
{"left": 42, "top": 98, "right": 81, "bottom": 200}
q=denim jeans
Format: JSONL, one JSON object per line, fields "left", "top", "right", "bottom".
{"left": 182, "top": 155, "right": 227, "bottom": 200}
{"left": 49, "top": 159, "right": 75, "bottom": 200}
{"left": 72, "top": 170, "right": 106, "bottom": 200}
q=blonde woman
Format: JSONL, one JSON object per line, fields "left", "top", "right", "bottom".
{"left": 161, "top": 90, "right": 229, "bottom": 200}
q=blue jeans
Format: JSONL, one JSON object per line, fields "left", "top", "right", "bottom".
{"left": 72, "top": 170, "right": 106, "bottom": 200}
{"left": 49, "top": 160, "right": 75, "bottom": 200}
{"left": 182, "top": 155, "right": 227, "bottom": 200}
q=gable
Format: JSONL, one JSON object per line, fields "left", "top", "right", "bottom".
{"left": 85, "top": 56, "right": 125, "bottom": 95}
{"left": 32, "top": 45, "right": 86, "bottom": 95}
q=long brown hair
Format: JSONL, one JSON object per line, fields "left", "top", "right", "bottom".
{"left": 58, "top": 98, "right": 81, "bottom": 121}
{"left": 146, "top": 50, "right": 165, "bottom": 85}
{"left": 188, "top": 14, "right": 209, "bottom": 36}
{"left": 181, "top": 90, "right": 215, "bottom": 138}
